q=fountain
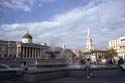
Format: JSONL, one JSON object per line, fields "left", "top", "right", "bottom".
{"left": 46, "top": 51, "right": 60, "bottom": 59}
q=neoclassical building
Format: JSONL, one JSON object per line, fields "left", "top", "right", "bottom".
{"left": 108, "top": 37, "right": 125, "bottom": 59}
{"left": 16, "top": 32, "right": 49, "bottom": 59}
{"left": 0, "top": 32, "right": 73, "bottom": 66}
{"left": 0, "top": 32, "right": 49, "bottom": 59}
{"left": 0, "top": 40, "right": 16, "bottom": 58}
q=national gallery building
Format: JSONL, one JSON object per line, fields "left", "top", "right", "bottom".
{"left": 0, "top": 32, "right": 75, "bottom": 66}
{"left": 0, "top": 32, "right": 49, "bottom": 59}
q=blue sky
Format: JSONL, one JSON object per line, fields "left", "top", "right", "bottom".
{"left": 0, "top": 0, "right": 125, "bottom": 49}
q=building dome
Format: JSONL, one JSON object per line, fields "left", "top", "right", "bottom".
{"left": 22, "top": 31, "right": 32, "bottom": 43}
{"left": 22, "top": 33, "right": 32, "bottom": 39}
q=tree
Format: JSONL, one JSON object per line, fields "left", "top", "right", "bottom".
{"left": 104, "top": 48, "right": 118, "bottom": 59}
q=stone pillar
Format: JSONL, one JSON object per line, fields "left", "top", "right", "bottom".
{"left": 25, "top": 47, "right": 27, "bottom": 58}
{"left": 28, "top": 48, "right": 31, "bottom": 58}
{"left": 16, "top": 46, "right": 18, "bottom": 58}
{"left": 39, "top": 48, "right": 40, "bottom": 59}
{"left": 36, "top": 48, "right": 38, "bottom": 58}
{"left": 35, "top": 48, "right": 37, "bottom": 58}
{"left": 21, "top": 47, "right": 23, "bottom": 58}
{"left": 31, "top": 47, "right": 33, "bottom": 58}
{"left": 34, "top": 48, "right": 35, "bottom": 58}
{"left": 39, "top": 48, "right": 41, "bottom": 59}
{"left": 38, "top": 48, "right": 40, "bottom": 59}
{"left": 37, "top": 48, "right": 38, "bottom": 58}
{"left": 32, "top": 48, "right": 34, "bottom": 58}
{"left": 22, "top": 47, "right": 25, "bottom": 58}
{"left": 27, "top": 48, "right": 29, "bottom": 58}
{"left": 33, "top": 48, "right": 35, "bottom": 58}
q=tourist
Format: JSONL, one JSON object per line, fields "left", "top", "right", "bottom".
{"left": 85, "top": 58, "right": 94, "bottom": 78}
{"left": 20, "top": 61, "right": 28, "bottom": 71}
{"left": 16, "top": 61, "right": 28, "bottom": 79}
{"left": 118, "top": 58, "right": 124, "bottom": 65}
{"left": 118, "top": 58, "right": 124, "bottom": 69}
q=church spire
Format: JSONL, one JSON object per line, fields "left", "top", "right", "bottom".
{"left": 86, "top": 28, "right": 94, "bottom": 51}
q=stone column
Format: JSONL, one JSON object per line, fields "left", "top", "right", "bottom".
{"left": 30, "top": 48, "right": 32, "bottom": 58}
{"left": 16, "top": 46, "right": 18, "bottom": 58}
{"left": 31, "top": 47, "right": 33, "bottom": 58}
{"left": 37, "top": 48, "right": 38, "bottom": 58}
{"left": 21, "top": 47, "right": 23, "bottom": 58}
{"left": 25, "top": 47, "right": 26, "bottom": 58}
{"left": 38, "top": 48, "right": 40, "bottom": 59}
{"left": 32, "top": 48, "right": 34, "bottom": 58}
{"left": 27, "top": 48, "right": 29, "bottom": 58}
{"left": 32, "top": 48, "right": 35, "bottom": 58}
{"left": 33, "top": 48, "right": 35, "bottom": 58}
{"left": 39, "top": 48, "right": 42, "bottom": 58}
{"left": 35, "top": 48, "right": 37, "bottom": 58}
{"left": 39, "top": 48, "right": 40, "bottom": 59}
{"left": 28, "top": 48, "right": 31, "bottom": 58}
{"left": 25, "top": 47, "right": 27, "bottom": 58}
{"left": 23, "top": 47, "right": 25, "bottom": 58}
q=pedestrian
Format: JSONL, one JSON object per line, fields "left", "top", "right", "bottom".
{"left": 16, "top": 61, "right": 28, "bottom": 79}
{"left": 85, "top": 58, "right": 94, "bottom": 78}
{"left": 118, "top": 58, "right": 124, "bottom": 65}
{"left": 21, "top": 61, "right": 28, "bottom": 71}
{"left": 118, "top": 58, "right": 124, "bottom": 69}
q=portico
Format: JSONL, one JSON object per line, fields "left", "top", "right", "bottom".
{"left": 16, "top": 43, "right": 48, "bottom": 59}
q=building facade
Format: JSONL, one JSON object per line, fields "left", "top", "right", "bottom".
{"left": 82, "top": 28, "right": 106, "bottom": 62}
{"left": 0, "top": 40, "right": 16, "bottom": 58}
{"left": 0, "top": 32, "right": 70, "bottom": 59}
{"left": 108, "top": 37, "right": 125, "bottom": 59}
{"left": 0, "top": 32, "right": 49, "bottom": 59}
{"left": 0, "top": 32, "right": 70, "bottom": 66}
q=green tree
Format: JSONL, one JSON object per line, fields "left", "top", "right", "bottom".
{"left": 104, "top": 48, "right": 118, "bottom": 59}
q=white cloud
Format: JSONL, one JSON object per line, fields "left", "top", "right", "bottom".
{"left": 0, "top": 0, "right": 56, "bottom": 12}
{"left": 0, "top": 0, "right": 125, "bottom": 49}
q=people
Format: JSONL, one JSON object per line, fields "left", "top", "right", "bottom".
{"left": 20, "top": 61, "right": 28, "bottom": 71}
{"left": 16, "top": 61, "right": 28, "bottom": 79}
{"left": 85, "top": 58, "right": 93, "bottom": 78}
{"left": 118, "top": 58, "right": 124, "bottom": 69}
{"left": 118, "top": 58, "right": 124, "bottom": 65}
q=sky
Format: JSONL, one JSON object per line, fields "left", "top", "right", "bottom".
{"left": 0, "top": 0, "right": 125, "bottom": 49}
